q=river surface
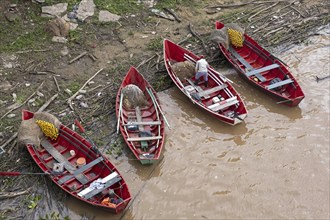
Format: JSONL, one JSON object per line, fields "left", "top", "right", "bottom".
{"left": 65, "top": 33, "right": 330, "bottom": 219}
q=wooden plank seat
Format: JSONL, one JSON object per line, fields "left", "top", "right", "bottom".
{"left": 228, "top": 46, "right": 254, "bottom": 70}
{"left": 124, "top": 121, "right": 161, "bottom": 126}
{"left": 266, "top": 78, "right": 294, "bottom": 90}
{"left": 135, "top": 106, "right": 148, "bottom": 150}
{"left": 245, "top": 64, "right": 280, "bottom": 78}
{"left": 127, "top": 136, "right": 162, "bottom": 142}
{"left": 207, "top": 96, "right": 239, "bottom": 112}
{"left": 41, "top": 139, "right": 90, "bottom": 184}
{"left": 198, "top": 84, "right": 228, "bottom": 98}
{"left": 77, "top": 171, "right": 121, "bottom": 200}
{"left": 186, "top": 78, "right": 204, "bottom": 93}
{"left": 228, "top": 46, "right": 267, "bottom": 82}
{"left": 58, "top": 157, "right": 104, "bottom": 185}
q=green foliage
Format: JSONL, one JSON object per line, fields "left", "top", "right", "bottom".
{"left": 39, "top": 211, "right": 70, "bottom": 220}
{"left": 153, "top": 75, "right": 172, "bottom": 91}
{"left": 27, "top": 195, "right": 41, "bottom": 209}
{"left": 0, "top": 16, "right": 50, "bottom": 53}
{"left": 154, "top": 0, "right": 197, "bottom": 9}
{"left": 147, "top": 37, "right": 163, "bottom": 51}
{"left": 67, "top": 82, "right": 81, "bottom": 94}
{"left": 106, "top": 139, "right": 124, "bottom": 157}
{"left": 94, "top": 0, "right": 142, "bottom": 15}
{"left": 68, "top": 30, "right": 82, "bottom": 43}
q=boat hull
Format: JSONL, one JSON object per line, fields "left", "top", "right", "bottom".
{"left": 215, "top": 21, "right": 305, "bottom": 107}
{"left": 21, "top": 110, "right": 131, "bottom": 214}
{"left": 163, "top": 39, "right": 248, "bottom": 125}
{"left": 116, "top": 66, "right": 166, "bottom": 164}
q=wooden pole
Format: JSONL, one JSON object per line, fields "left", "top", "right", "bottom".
{"left": 146, "top": 87, "right": 170, "bottom": 129}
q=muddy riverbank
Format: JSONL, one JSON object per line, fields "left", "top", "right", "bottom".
{"left": 0, "top": 0, "right": 329, "bottom": 219}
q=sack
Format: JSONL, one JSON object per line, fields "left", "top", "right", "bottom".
{"left": 122, "top": 84, "right": 149, "bottom": 109}
{"left": 171, "top": 61, "right": 195, "bottom": 81}
{"left": 210, "top": 23, "right": 245, "bottom": 50}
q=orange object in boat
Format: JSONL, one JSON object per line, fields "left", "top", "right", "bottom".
{"left": 76, "top": 157, "right": 86, "bottom": 167}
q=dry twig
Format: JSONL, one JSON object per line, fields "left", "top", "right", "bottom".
{"left": 69, "top": 51, "right": 88, "bottom": 64}
{"left": 67, "top": 68, "right": 104, "bottom": 110}
{"left": 163, "top": 8, "right": 182, "bottom": 22}
{"left": 0, "top": 188, "right": 31, "bottom": 199}
{"left": 208, "top": 0, "right": 287, "bottom": 9}
{"left": 0, "top": 81, "right": 45, "bottom": 120}
{"left": 188, "top": 23, "right": 209, "bottom": 55}
{"left": 248, "top": 2, "right": 279, "bottom": 21}
{"left": 53, "top": 76, "right": 60, "bottom": 92}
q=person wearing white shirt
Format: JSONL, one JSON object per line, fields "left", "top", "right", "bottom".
{"left": 194, "top": 55, "right": 209, "bottom": 87}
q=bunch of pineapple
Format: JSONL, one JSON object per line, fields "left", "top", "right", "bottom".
{"left": 36, "top": 120, "right": 59, "bottom": 140}
{"left": 228, "top": 28, "right": 244, "bottom": 47}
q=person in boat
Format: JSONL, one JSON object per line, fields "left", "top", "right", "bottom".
{"left": 194, "top": 55, "right": 209, "bottom": 87}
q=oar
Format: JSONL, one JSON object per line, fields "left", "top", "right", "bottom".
{"left": 146, "top": 87, "right": 170, "bottom": 129}
{"left": 116, "top": 92, "right": 123, "bottom": 134}
{"left": 74, "top": 119, "right": 101, "bottom": 155}
{"left": 0, "top": 171, "right": 64, "bottom": 176}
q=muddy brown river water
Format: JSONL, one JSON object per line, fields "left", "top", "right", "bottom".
{"left": 63, "top": 33, "right": 329, "bottom": 219}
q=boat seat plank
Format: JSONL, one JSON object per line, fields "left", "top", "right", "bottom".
{"left": 228, "top": 46, "right": 267, "bottom": 82}
{"left": 208, "top": 96, "right": 239, "bottom": 112}
{"left": 267, "top": 78, "right": 294, "bottom": 90}
{"left": 124, "top": 121, "right": 161, "bottom": 126}
{"left": 135, "top": 107, "right": 144, "bottom": 132}
{"left": 134, "top": 106, "right": 149, "bottom": 149}
{"left": 127, "top": 136, "right": 162, "bottom": 142}
{"left": 58, "top": 157, "right": 104, "bottom": 185}
{"left": 77, "top": 172, "right": 121, "bottom": 200}
{"left": 41, "top": 139, "right": 89, "bottom": 184}
{"left": 198, "top": 84, "right": 228, "bottom": 98}
{"left": 245, "top": 64, "right": 280, "bottom": 77}
{"left": 228, "top": 46, "right": 254, "bottom": 70}
{"left": 41, "top": 139, "right": 76, "bottom": 173}
{"left": 186, "top": 78, "right": 208, "bottom": 99}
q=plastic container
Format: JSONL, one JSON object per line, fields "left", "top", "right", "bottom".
{"left": 212, "top": 97, "right": 220, "bottom": 103}
{"left": 76, "top": 157, "right": 86, "bottom": 167}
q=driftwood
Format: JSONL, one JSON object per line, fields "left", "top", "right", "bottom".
{"left": 163, "top": 8, "right": 181, "bottom": 23}
{"left": 0, "top": 81, "right": 45, "bottom": 120}
{"left": 88, "top": 53, "right": 97, "bottom": 61}
{"left": 69, "top": 51, "right": 88, "bottom": 64}
{"left": 248, "top": 2, "right": 279, "bottom": 21}
{"left": 16, "top": 49, "right": 49, "bottom": 54}
{"left": 207, "top": 0, "right": 288, "bottom": 9}
{"left": 38, "top": 93, "right": 58, "bottom": 112}
{"left": 53, "top": 76, "right": 60, "bottom": 92}
{"left": 316, "top": 75, "right": 330, "bottom": 83}
{"left": 0, "top": 188, "right": 31, "bottom": 200}
{"left": 290, "top": 5, "right": 305, "bottom": 18}
{"left": 178, "top": 34, "right": 192, "bottom": 45}
{"left": 188, "top": 23, "right": 209, "bottom": 55}
{"left": 137, "top": 54, "right": 157, "bottom": 68}
{"left": 250, "top": 0, "right": 298, "bottom": 25}
{"left": 67, "top": 68, "right": 104, "bottom": 110}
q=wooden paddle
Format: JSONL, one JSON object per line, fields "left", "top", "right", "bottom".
{"left": 146, "top": 87, "right": 170, "bottom": 129}
{"left": 116, "top": 92, "right": 124, "bottom": 134}
{"left": 74, "top": 119, "right": 101, "bottom": 155}
{"left": 0, "top": 171, "right": 64, "bottom": 176}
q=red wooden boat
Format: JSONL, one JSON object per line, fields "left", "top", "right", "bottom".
{"left": 21, "top": 110, "right": 131, "bottom": 214}
{"left": 163, "top": 39, "right": 248, "bottom": 125}
{"left": 116, "top": 66, "right": 166, "bottom": 165}
{"left": 215, "top": 21, "right": 305, "bottom": 106}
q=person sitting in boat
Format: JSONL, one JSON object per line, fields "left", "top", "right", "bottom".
{"left": 194, "top": 55, "right": 209, "bottom": 87}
